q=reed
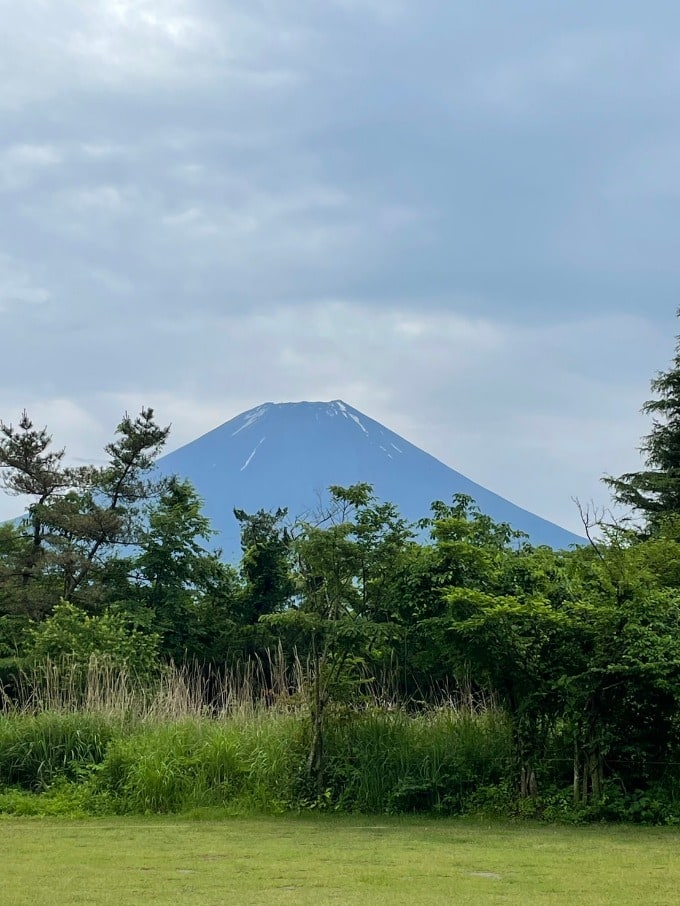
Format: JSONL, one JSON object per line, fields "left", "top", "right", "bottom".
{"left": 2, "top": 646, "right": 306, "bottom": 720}
{"left": 0, "top": 654, "right": 513, "bottom": 815}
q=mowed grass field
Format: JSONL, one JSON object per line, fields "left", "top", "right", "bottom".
{"left": 1, "top": 816, "right": 678, "bottom": 905}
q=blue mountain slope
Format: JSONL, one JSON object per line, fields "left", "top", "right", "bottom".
{"left": 156, "top": 400, "right": 584, "bottom": 557}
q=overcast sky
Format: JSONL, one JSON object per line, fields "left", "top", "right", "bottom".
{"left": 0, "top": 1, "right": 677, "bottom": 535}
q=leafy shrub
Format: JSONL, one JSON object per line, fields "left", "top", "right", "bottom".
{"left": 28, "top": 601, "right": 160, "bottom": 677}
{"left": 0, "top": 779, "right": 109, "bottom": 816}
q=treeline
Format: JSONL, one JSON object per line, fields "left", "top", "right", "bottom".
{"left": 2, "top": 316, "right": 680, "bottom": 820}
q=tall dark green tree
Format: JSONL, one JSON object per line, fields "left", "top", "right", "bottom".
{"left": 606, "top": 309, "right": 680, "bottom": 533}
{"left": 0, "top": 412, "right": 70, "bottom": 616}
{"left": 234, "top": 507, "right": 295, "bottom": 623}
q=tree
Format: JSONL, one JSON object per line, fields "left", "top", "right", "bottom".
{"left": 561, "top": 534, "right": 680, "bottom": 806}
{"left": 413, "top": 499, "right": 569, "bottom": 796}
{"left": 606, "top": 308, "right": 680, "bottom": 533}
{"left": 265, "top": 485, "right": 399, "bottom": 797}
{"left": 234, "top": 507, "right": 295, "bottom": 624}
{"left": 0, "top": 407, "right": 169, "bottom": 615}
{"left": 0, "top": 412, "right": 71, "bottom": 616}
{"left": 346, "top": 485, "right": 415, "bottom": 623}
{"left": 398, "top": 495, "right": 530, "bottom": 696}
{"left": 134, "top": 477, "right": 240, "bottom": 662}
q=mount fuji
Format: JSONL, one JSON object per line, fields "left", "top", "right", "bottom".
{"left": 156, "top": 400, "right": 584, "bottom": 557}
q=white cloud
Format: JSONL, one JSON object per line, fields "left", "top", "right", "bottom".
{"left": 0, "top": 1, "right": 301, "bottom": 109}
{"left": 65, "top": 0, "right": 213, "bottom": 82}
{"left": 0, "top": 143, "right": 61, "bottom": 191}
{"left": 0, "top": 256, "right": 51, "bottom": 312}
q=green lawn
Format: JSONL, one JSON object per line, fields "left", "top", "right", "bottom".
{"left": 1, "top": 815, "right": 678, "bottom": 905}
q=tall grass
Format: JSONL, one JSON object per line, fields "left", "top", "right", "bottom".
{"left": 0, "top": 711, "right": 114, "bottom": 789}
{"left": 322, "top": 706, "right": 512, "bottom": 813}
{"left": 96, "top": 713, "right": 308, "bottom": 813}
{"left": 2, "top": 648, "right": 306, "bottom": 719}
{"left": 0, "top": 656, "right": 513, "bottom": 815}
{"left": 87, "top": 707, "right": 510, "bottom": 815}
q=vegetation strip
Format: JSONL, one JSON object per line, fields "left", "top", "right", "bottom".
{"left": 3, "top": 312, "right": 680, "bottom": 821}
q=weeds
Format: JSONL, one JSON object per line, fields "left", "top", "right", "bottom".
{"left": 0, "top": 658, "right": 513, "bottom": 815}
{"left": 9, "top": 656, "right": 674, "bottom": 822}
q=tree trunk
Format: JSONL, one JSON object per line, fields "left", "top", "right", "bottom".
{"left": 306, "top": 641, "right": 325, "bottom": 799}
{"left": 580, "top": 746, "right": 604, "bottom": 804}
{"left": 520, "top": 764, "right": 538, "bottom": 798}
{"left": 516, "top": 716, "right": 539, "bottom": 799}
{"left": 573, "top": 737, "right": 580, "bottom": 806}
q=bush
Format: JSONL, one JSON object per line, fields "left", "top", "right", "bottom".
{"left": 0, "top": 779, "right": 108, "bottom": 816}
{"left": 27, "top": 601, "right": 160, "bottom": 677}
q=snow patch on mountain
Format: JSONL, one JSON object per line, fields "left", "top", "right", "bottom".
{"left": 349, "top": 412, "right": 369, "bottom": 435}
{"left": 232, "top": 405, "right": 271, "bottom": 436}
{"left": 330, "top": 400, "right": 370, "bottom": 436}
{"left": 240, "top": 437, "right": 266, "bottom": 471}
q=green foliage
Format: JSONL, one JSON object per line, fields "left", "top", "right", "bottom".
{"left": 27, "top": 601, "right": 160, "bottom": 676}
{"left": 0, "top": 655, "right": 26, "bottom": 702}
{"left": 321, "top": 706, "right": 513, "bottom": 814}
{"left": 0, "top": 705, "right": 512, "bottom": 816}
{"left": 0, "top": 698, "right": 678, "bottom": 821}
{"left": 0, "top": 782, "right": 97, "bottom": 816}
{"left": 267, "top": 485, "right": 413, "bottom": 797}
{"left": 0, "top": 407, "right": 170, "bottom": 617}
{"left": 3, "top": 371, "right": 680, "bottom": 823}
{"left": 0, "top": 611, "right": 30, "bottom": 658}
{"left": 606, "top": 309, "right": 680, "bottom": 532}
{"left": 0, "top": 711, "right": 113, "bottom": 789}
{"left": 95, "top": 715, "right": 308, "bottom": 814}
{"left": 235, "top": 507, "right": 295, "bottom": 623}
{"left": 135, "top": 477, "right": 241, "bottom": 662}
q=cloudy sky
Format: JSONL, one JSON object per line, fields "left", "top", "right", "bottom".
{"left": 0, "top": 1, "right": 677, "bottom": 535}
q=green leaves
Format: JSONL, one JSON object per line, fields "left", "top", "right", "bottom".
{"left": 27, "top": 600, "right": 161, "bottom": 676}
{"left": 605, "top": 308, "right": 680, "bottom": 531}
{"left": 0, "top": 406, "right": 171, "bottom": 613}
{"left": 235, "top": 507, "right": 294, "bottom": 623}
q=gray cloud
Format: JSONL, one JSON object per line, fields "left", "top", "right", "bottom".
{"left": 0, "top": 304, "right": 667, "bottom": 534}
{"left": 1, "top": 1, "right": 678, "bottom": 533}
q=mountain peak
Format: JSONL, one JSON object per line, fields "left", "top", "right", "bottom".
{"left": 158, "top": 400, "right": 584, "bottom": 556}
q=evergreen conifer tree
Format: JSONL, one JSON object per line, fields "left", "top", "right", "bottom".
{"left": 606, "top": 309, "right": 680, "bottom": 532}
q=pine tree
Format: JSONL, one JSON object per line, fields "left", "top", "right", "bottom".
{"left": 0, "top": 407, "right": 169, "bottom": 611}
{"left": 605, "top": 309, "right": 680, "bottom": 532}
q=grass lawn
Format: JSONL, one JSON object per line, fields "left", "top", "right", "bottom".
{"left": 1, "top": 815, "right": 678, "bottom": 905}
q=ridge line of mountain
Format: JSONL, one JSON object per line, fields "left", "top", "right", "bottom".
{"left": 157, "top": 399, "right": 585, "bottom": 556}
